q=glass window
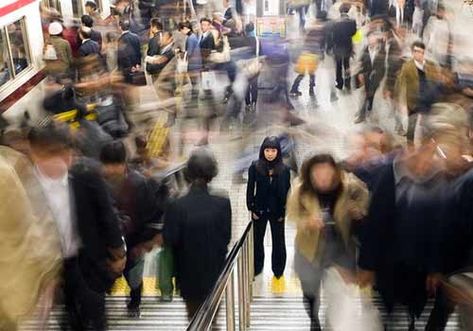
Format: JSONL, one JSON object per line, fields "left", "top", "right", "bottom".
{"left": 6, "top": 20, "right": 30, "bottom": 76}
{"left": 72, "top": 0, "right": 83, "bottom": 17}
{"left": 41, "top": 0, "right": 62, "bottom": 14}
{"left": 0, "top": 30, "right": 11, "bottom": 88}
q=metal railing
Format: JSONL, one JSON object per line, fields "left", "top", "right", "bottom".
{"left": 187, "top": 221, "right": 254, "bottom": 331}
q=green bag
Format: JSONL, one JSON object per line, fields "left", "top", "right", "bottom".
{"left": 156, "top": 246, "right": 174, "bottom": 296}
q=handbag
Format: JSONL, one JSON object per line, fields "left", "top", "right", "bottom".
{"left": 129, "top": 69, "right": 147, "bottom": 86}
{"left": 176, "top": 51, "right": 188, "bottom": 74}
{"left": 201, "top": 70, "right": 216, "bottom": 91}
{"left": 241, "top": 58, "right": 262, "bottom": 79}
{"left": 209, "top": 36, "right": 231, "bottom": 64}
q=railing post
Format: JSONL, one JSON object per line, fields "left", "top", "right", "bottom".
{"left": 237, "top": 255, "right": 247, "bottom": 331}
{"left": 226, "top": 270, "right": 236, "bottom": 331}
{"left": 248, "top": 222, "right": 254, "bottom": 298}
{"left": 243, "top": 239, "right": 251, "bottom": 327}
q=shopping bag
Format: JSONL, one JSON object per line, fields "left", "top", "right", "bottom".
{"left": 295, "top": 52, "right": 318, "bottom": 75}
{"left": 201, "top": 70, "right": 216, "bottom": 91}
{"left": 176, "top": 51, "right": 188, "bottom": 74}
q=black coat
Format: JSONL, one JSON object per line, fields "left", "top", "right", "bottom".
{"left": 163, "top": 186, "right": 231, "bottom": 301}
{"left": 358, "top": 44, "right": 386, "bottom": 96}
{"left": 117, "top": 31, "right": 142, "bottom": 72}
{"left": 246, "top": 161, "right": 291, "bottom": 219}
{"left": 358, "top": 162, "right": 447, "bottom": 314}
{"left": 199, "top": 33, "right": 215, "bottom": 65}
{"left": 79, "top": 39, "right": 100, "bottom": 57}
{"left": 70, "top": 160, "right": 125, "bottom": 292}
{"left": 145, "top": 32, "right": 162, "bottom": 74}
{"left": 106, "top": 169, "right": 162, "bottom": 251}
{"left": 327, "top": 15, "right": 357, "bottom": 57}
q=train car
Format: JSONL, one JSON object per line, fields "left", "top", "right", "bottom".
{"left": 0, "top": 0, "right": 112, "bottom": 122}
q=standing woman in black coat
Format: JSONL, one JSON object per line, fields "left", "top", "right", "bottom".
{"left": 247, "top": 136, "right": 291, "bottom": 279}
{"left": 163, "top": 149, "right": 232, "bottom": 320}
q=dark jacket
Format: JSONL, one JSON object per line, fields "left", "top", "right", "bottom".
{"left": 199, "top": 32, "right": 215, "bottom": 65}
{"left": 106, "top": 169, "right": 162, "bottom": 251}
{"left": 146, "top": 31, "right": 162, "bottom": 74}
{"left": 117, "top": 31, "right": 142, "bottom": 72}
{"left": 70, "top": 159, "right": 125, "bottom": 292}
{"left": 79, "top": 39, "right": 101, "bottom": 57}
{"left": 246, "top": 138, "right": 291, "bottom": 220}
{"left": 358, "top": 44, "right": 386, "bottom": 96}
{"left": 186, "top": 33, "right": 202, "bottom": 72}
{"left": 327, "top": 15, "right": 357, "bottom": 57}
{"left": 163, "top": 185, "right": 231, "bottom": 301}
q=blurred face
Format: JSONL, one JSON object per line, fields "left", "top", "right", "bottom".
{"left": 103, "top": 163, "right": 126, "bottom": 178}
{"left": 412, "top": 46, "right": 425, "bottom": 63}
{"left": 310, "top": 163, "right": 338, "bottom": 193}
{"left": 30, "top": 146, "right": 72, "bottom": 179}
{"left": 201, "top": 21, "right": 211, "bottom": 33}
{"left": 161, "top": 33, "right": 173, "bottom": 46}
{"left": 264, "top": 148, "right": 278, "bottom": 162}
{"left": 368, "top": 33, "right": 379, "bottom": 48}
{"left": 180, "top": 27, "right": 190, "bottom": 35}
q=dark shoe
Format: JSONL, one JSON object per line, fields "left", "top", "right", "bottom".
{"left": 127, "top": 301, "right": 141, "bottom": 318}
{"left": 310, "top": 318, "right": 322, "bottom": 331}
{"left": 160, "top": 294, "right": 173, "bottom": 302}
{"left": 309, "top": 88, "right": 315, "bottom": 97}
{"left": 408, "top": 316, "right": 416, "bottom": 331}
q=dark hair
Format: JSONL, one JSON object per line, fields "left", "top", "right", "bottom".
{"left": 245, "top": 22, "right": 254, "bottom": 33}
{"left": 178, "top": 21, "right": 193, "bottom": 32}
{"left": 340, "top": 3, "right": 351, "bottom": 14}
{"left": 184, "top": 149, "right": 218, "bottom": 184}
{"left": 299, "top": 154, "right": 341, "bottom": 194}
{"left": 200, "top": 17, "right": 212, "bottom": 24}
{"left": 105, "top": 31, "right": 119, "bottom": 43}
{"left": 28, "top": 122, "right": 73, "bottom": 153}
{"left": 85, "top": 1, "right": 97, "bottom": 10}
{"left": 100, "top": 140, "right": 127, "bottom": 164}
{"left": 150, "top": 18, "right": 163, "bottom": 30}
{"left": 411, "top": 40, "right": 426, "bottom": 50}
{"left": 81, "top": 14, "right": 94, "bottom": 28}
{"left": 316, "top": 10, "right": 328, "bottom": 20}
{"left": 119, "top": 19, "right": 130, "bottom": 31}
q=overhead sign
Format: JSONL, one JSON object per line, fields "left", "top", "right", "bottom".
{"left": 256, "top": 16, "right": 286, "bottom": 37}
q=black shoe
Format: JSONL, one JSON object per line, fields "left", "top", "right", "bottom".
{"left": 309, "top": 88, "right": 315, "bottom": 97}
{"left": 127, "top": 301, "right": 141, "bottom": 318}
{"left": 310, "top": 318, "right": 322, "bottom": 331}
{"left": 408, "top": 316, "right": 416, "bottom": 331}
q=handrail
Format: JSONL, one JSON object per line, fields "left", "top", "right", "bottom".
{"left": 187, "top": 220, "right": 254, "bottom": 331}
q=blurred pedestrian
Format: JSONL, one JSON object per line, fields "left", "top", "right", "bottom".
{"left": 81, "top": 14, "right": 103, "bottom": 52}
{"left": 163, "top": 149, "right": 232, "bottom": 320}
{"left": 287, "top": 154, "right": 368, "bottom": 330}
{"left": 44, "top": 21, "right": 73, "bottom": 78}
{"left": 117, "top": 19, "right": 142, "bottom": 84}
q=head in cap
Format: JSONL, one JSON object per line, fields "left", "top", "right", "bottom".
{"left": 48, "top": 21, "right": 63, "bottom": 36}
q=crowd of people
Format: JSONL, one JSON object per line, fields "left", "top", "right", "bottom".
{"left": 1, "top": 0, "right": 473, "bottom": 330}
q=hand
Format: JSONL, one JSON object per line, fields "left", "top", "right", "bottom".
{"left": 383, "top": 89, "right": 392, "bottom": 99}
{"left": 305, "top": 217, "right": 324, "bottom": 231}
{"left": 252, "top": 212, "right": 260, "bottom": 220}
{"left": 426, "top": 273, "right": 443, "bottom": 297}
{"left": 277, "top": 216, "right": 284, "bottom": 222}
{"left": 357, "top": 269, "right": 375, "bottom": 288}
{"left": 357, "top": 74, "right": 365, "bottom": 86}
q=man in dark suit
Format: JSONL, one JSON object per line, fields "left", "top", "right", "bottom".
{"left": 327, "top": 3, "right": 357, "bottom": 91}
{"left": 117, "top": 19, "right": 142, "bottom": 83}
{"left": 79, "top": 27, "right": 101, "bottom": 57}
{"left": 354, "top": 31, "right": 386, "bottom": 123}
{"left": 145, "top": 18, "right": 163, "bottom": 80}
{"left": 81, "top": 14, "right": 102, "bottom": 52}
{"left": 28, "top": 123, "right": 126, "bottom": 331}
{"left": 199, "top": 17, "right": 216, "bottom": 67}
{"left": 164, "top": 149, "right": 231, "bottom": 320}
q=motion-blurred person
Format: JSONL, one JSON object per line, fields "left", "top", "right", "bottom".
{"left": 145, "top": 18, "right": 163, "bottom": 82}
{"left": 358, "top": 120, "right": 452, "bottom": 331}
{"left": 287, "top": 154, "right": 369, "bottom": 330}
{"left": 367, "top": 0, "right": 390, "bottom": 17}
{"left": 178, "top": 21, "right": 202, "bottom": 117}
{"left": 100, "top": 141, "right": 163, "bottom": 318}
{"left": 44, "top": 21, "right": 73, "bottom": 79}
{"left": 395, "top": 41, "right": 439, "bottom": 143}
{"left": 327, "top": 3, "right": 357, "bottom": 91}
{"left": 423, "top": 4, "right": 452, "bottom": 69}
{"left": 28, "top": 123, "right": 126, "bottom": 331}
{"left": 242, "top": 22, "right": 259, "bottom": 113}
{"left": 117, "top": 19, "right": 142, "bottom": 84}
{"left": 85, "top": 0, "right": 103, "bottom": 25}
{"left": 0, "top": 146, "right": 62, "bottom": 331}
{"left": 163, "top": 149, "right": 232, "bottom": 320}
{"left": 354, "top": 31, "right": 386, "bottom": 123}
{"left": 78, "top": 27, "right": 101, "bottom": 57}
{"left": 289, "top": 13, "right": 327, "bottom": 99}
{"left": 104, "top": 32, "right": 119, "bottom": 72}
{"left": 289, "top": 0, "right": 311, "bottom": 31}
{"left": 247, "top": 137, "right": 291, "bottom": 282}
{"left": 81, "top": 14, "right": 102, "bottom": 52}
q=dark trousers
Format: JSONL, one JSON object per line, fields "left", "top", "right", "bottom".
{"left": 425, "top": 287, "right": 456, "bottom": 331}
{"left": 335, "top": 55, "right": 351, "bottom": 90}
{"left": 123, "top": 257, "right": 144, "bottom": 307}
{"left": 253, "top": 216, "right": 287, "bottom": 277}
{"left": 63, "top": 258, "right": 107, "bottom": 331}
{"left": 407, "top": 112, "right": 419, "bottom": 143}
{"left": 291, "top": 74, "right": 315, "bottom": 92}
{"left": 245, "top": 76, "right": 258, "bottom": 106}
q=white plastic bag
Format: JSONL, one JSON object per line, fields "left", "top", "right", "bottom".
{"left": 201, "top": 70, "right": 216, "bottom": 91}
{"left": 43, "top": 44, "right": 58, "bottom": 61}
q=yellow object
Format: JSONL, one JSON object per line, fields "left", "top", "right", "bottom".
{"left": 352, "top": 29, "right": 363, "bottom": 44}
{"left": 295, "top": 52, "right": 318, "bottom": 75}
{"left": 271, "top": 275, "right": 287, "bottom": 294}
{"left": 146, "top": 113, "right": 170, "bottom": 158}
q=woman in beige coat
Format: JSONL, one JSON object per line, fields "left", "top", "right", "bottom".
{"left": 286, "top": 154, "right": 369, "bottom": 330}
